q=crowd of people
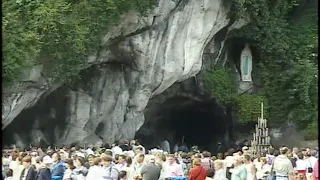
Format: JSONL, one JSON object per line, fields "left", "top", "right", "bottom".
{"left": 2, "top": 140, "right": 319, "bottom": 180}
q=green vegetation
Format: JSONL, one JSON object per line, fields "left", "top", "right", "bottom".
{"left": 203, "top": 68, "right": 268, "bottom": 123}
{"left": 3, "top": 0, "right": 154, "bottom": 84}
{"left": 203, "top": 68, "right": 237, "bottom": 104}
{"left": 204, "top": 0, "right": 317, "bottom": 139}
{"left": 3, "top": 0, "right": 317, "bottom": 139}
{"left": 234, "top": 94, "right": 268, "bottom": 124}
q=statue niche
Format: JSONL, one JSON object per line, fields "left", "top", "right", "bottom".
{"left": 240, "top": 43, "right": 253, "bottom": 82}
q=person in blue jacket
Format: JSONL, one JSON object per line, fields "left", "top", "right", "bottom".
{"left": 50, "top": 153, "right": 66, "bottom": 180}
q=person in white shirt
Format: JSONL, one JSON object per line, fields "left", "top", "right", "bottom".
{"left": 206, "top": 168, "right": 215, "bottom": 180}
{"left": 243, "top": 154, "right": 256, "bottom": 180}
{"left": 101, "top": 155, "right": 119, "bottom": 180}
{"left": 256, "top": 157, "right": 271, "bottom": 180}
{"left": 213, "top": 160, "right": 227, "bottom": 180}
{"left": 296, "top": 152, "right": 308, "bottom": 170}
{"left": 9, "top": 153, "right": 24, "bottom": 180}
{"left": 112, "top": 142, "right": 123, "bottom": 157}
{"left": 4, "top": 169, "right": 13, "bottom": 180}
{"left": 115, "top": 155, "right": 127, "bottom": 171}
{"left": 295, "top": 152, "right": 308, "bottom": 180}
{"left": 155, "top": 153, "right": 167, "bottom": 180}
{"left": 253, "top": 156, "right": 262, "bottom": 173}
{"left": 86, "top": 157, "right": 104, "bottom": 180}
{"left": 273, "top": 147, "right": 294, "bottom": 180}
{"left": 63, "top": 158, "right": 75, "bottom": 180}
{"left": 122, "top": 156, "right": 135, "bottom": 180}
{"left": 162, "top": 154, "right": 183, "bottom": 178}
{"left": 133, "top": 153, "right": 145, "bottom": 179}
{"left": 224, "top": 150, "right": 235, "bottom": 180}
{"left": 305, "top": 150, "right": 317, "bottom": 180}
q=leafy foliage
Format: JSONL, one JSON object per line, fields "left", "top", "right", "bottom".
{"left": 228, "top": 0, "right": 318, "bottom": 138}
{"left": 203, "top": 67, "right": 267, "bottom": 123}
{"left": 204, "top": 0, "right": 317, "bottom": 136}
{"left": 203, "top": 68, "right": 238, "bottom": 104}
{"left": 304, "top": 121, "right": 318, "bottom": 140}
{"left": 234, "top": 94, "right": 268, "bottom": 124}
{"left": 3, "top": 0, "right": 154, "bottom": 84}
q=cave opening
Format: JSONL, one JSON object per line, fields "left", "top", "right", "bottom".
{"left": 3, "top": 87, "right": 69, "bottom": 147}
{"left": 135, "top": 96, "right": 232, "bottom": 153}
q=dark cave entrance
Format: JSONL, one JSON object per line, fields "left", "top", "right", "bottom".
{"left": 3, "top": 87, "right": 69, "bottom": 147}
{"left": 135, "top": 96, "right": 233, "bottom": 153}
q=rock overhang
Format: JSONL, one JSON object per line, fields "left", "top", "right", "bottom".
{"left": 3, "top": 0, "right": 249, "bottom": 146}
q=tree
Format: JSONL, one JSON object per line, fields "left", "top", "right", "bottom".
{"left": 204, "top": 0, "right": 318, "bottom": 139}
{"left": 3, "top": 0, "right": 154, "bottom": 84}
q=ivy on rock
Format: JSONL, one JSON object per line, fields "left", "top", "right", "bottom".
{"left": 234, "top": 94, "right": 268, "bottom": 124}
{"left": 204, "top": 0, "right": 317, "bottom": 139}
{"left": 3, "top": 0, "right": 155, "bottom": 84}
{"left": 203, "top": 68, "right": 237, "bottom": 104}
{"left": 203, "top": 67, "right": 268, "bottom": 123}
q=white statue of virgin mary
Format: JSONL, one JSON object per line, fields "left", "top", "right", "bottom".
{"left": 240, "top": 43, "right": 253, "bottom": 82}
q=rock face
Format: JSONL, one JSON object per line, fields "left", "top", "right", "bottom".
{"left": 3, "top": 0, "right": 246, "bottom": 146}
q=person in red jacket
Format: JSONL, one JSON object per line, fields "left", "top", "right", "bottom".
{"left": 189, "top": 158, "right": 207, "bottom": 180}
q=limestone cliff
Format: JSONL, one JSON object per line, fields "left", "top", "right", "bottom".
{"left": 3, "top": 0, "right": 247, "bottom": 146}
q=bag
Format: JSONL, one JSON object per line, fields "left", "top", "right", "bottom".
{"left": 307, "top": 158, "right": 313, "bottom": 173}
{"left": 208, "top": 159, "right": 215, "bottom": 173}
{"left": 267, "top": 157, "right": 277, "bottom": 180}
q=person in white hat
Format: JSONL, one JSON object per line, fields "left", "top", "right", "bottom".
{"left": 36, "top": 155, "right": 52, "bottom": 180}
{"left": 242, "top": 146, "right": 249, "bottom": 155}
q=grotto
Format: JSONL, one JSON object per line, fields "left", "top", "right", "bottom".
{"left": 3, "top": 87, "right": 70, "bottom": 148}
{"left": 3, "top": 76, "right": 234, "bottom": 154}
{"left": 2, "top": 0, "right": 247, "bottom": 150}
{"left": 3, "top": 0, "right": 318, "bottom": 152}
{"left": 135, "top": 95, "right": 234, "bottom": 153}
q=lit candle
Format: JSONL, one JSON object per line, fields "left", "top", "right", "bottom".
{"left": 265, "top": 119, "right": 268, "bottom": 128}
{"left": 253, "top": 133, "right": 256, "bottom": 142}
{"left": 265, "top": 128, "right": 268, "bottom": 136}
{"left": 261, "top": 102, "right": 264, "bottom": 119}
{"left": 266, "top": 128, "right": 268, "bottom": 136}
